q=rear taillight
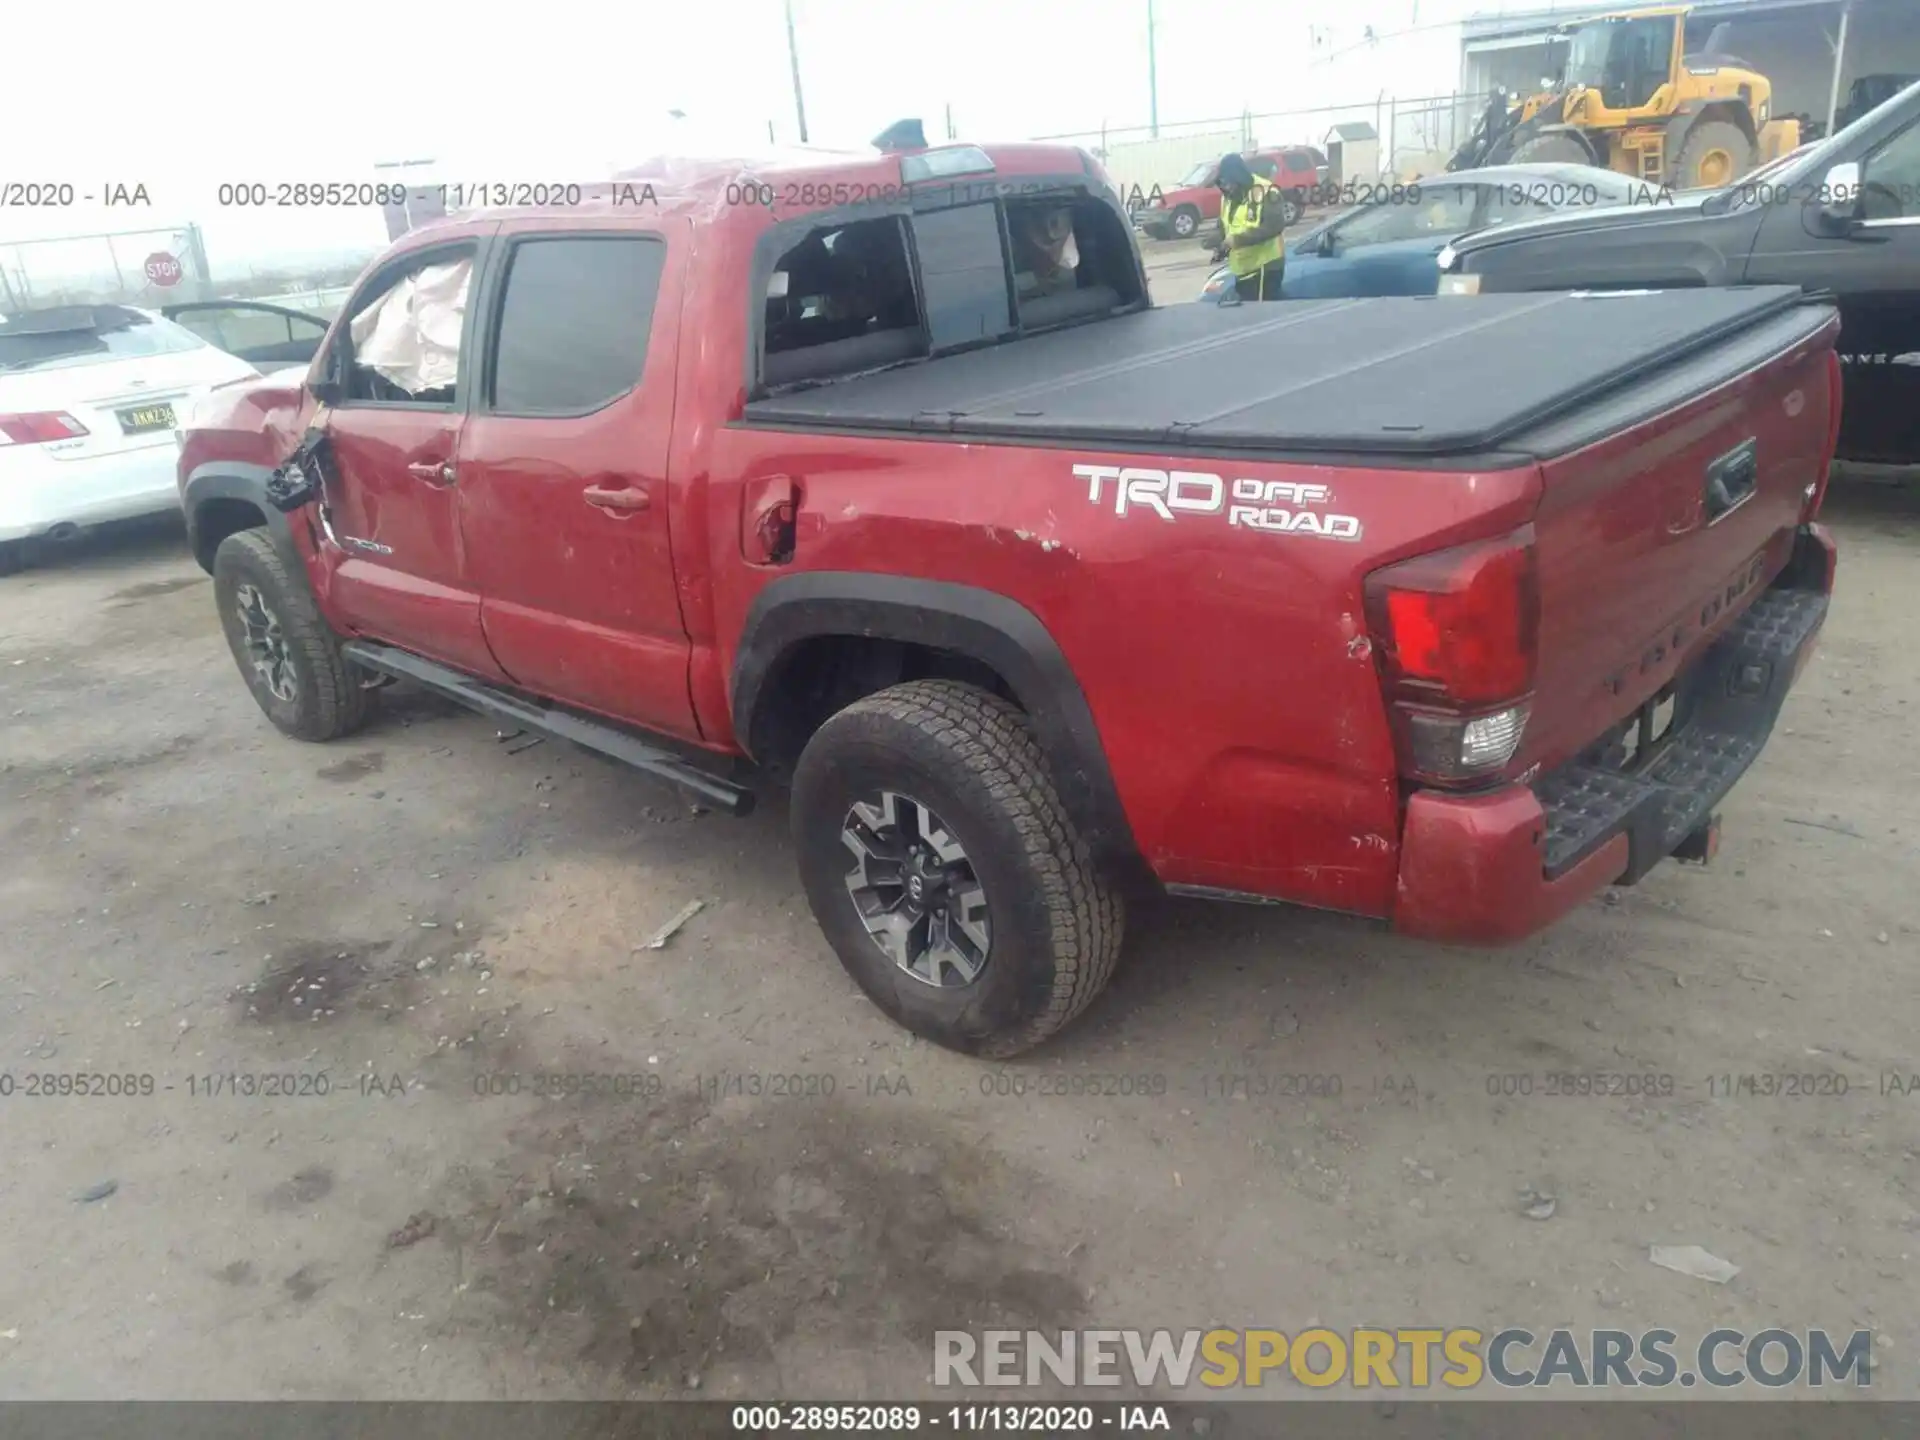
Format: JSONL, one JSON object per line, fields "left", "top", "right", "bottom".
{"left": 0, "top": 412, "right": 90, "bottom": 446}
{"left": 1364, "top": 526, "right": 1539, "bottom": 786}
{"left": 1808, "top": 347, "right": 1843, "bottom": 520}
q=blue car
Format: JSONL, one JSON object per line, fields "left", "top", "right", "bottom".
{"left": 1199, "top": 163, "right": 1640, "bottom": 302}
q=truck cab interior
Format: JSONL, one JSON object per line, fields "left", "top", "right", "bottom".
{"left": 759, "top": 187, "right": 1143, "bottom": 392}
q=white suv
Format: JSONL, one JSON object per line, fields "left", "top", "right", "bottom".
{"left": 0, "top": 304, "right": 260, "bottom": 573}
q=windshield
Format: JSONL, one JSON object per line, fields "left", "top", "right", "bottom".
{"left": 0, "top": 306, "right": 205, "bottom": 374}
{"left": 1563, "top": 15, "right": 1673, "bottom": 108}
{"left": 1563, "top": 20, "right": 1617, "bottom": 89}
{"left": 1178, "top": 161, "right": 1215, "bottom": 187}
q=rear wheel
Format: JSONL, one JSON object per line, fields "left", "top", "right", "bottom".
{"left": 1279, "top": 191, "right": 1304, "bottom": 226}
{"left": 213, "top": 529, "right": 372, "bottom": 742}
{"left": 0, "top": 540, "right": 27, "bottom": 577}
{"left": 1672, "top": 119, "right": 1755, "bottom": 190}
{"left": 1508, "top": 132, "right": 1594, "bottom": 166}
{"left": 791, "top": 680, "right": 1124, "bottom": 1057}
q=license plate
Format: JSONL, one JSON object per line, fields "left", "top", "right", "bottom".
{"left": 116, "top": 403, "right": 176, "bottom": 434}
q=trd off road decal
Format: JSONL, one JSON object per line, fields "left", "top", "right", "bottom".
{"left": 1073, "top": 464, "right": 1362, "bottom": 540}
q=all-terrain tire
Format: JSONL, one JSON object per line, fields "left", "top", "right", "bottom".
{"left": 213, "top": 528, "right": 372, "bottom": 742}
{"left": 791, "top": 680, "right": 1124, "bottom": 1057}
{"left": 1672, "top": 119, "right": 1756, "bottom": 190}
{"left": 1508, "top": 132, "right": 1593, "bottom": 166}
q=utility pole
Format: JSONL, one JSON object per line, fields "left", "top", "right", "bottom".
{"left": 785, "top": 0, "right": 810, "bottom": 144}
{"left": 1147, "top": 0, "right": 1160, "bottom": 137}
{"left": 1825, "top": 0, "right": 1852, "bottom": 138}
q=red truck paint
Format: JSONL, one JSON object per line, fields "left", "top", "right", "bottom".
{"left": 181, "top": 142, "right": 1839, "bottom": 959}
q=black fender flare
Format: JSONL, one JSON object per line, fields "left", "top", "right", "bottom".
{"left": 181, "top": 462, "right": 297, "bottom": 573}
{"left": 731, "top": 572, "right": 1142, "bottom": 872}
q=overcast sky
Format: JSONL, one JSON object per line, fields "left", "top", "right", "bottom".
{"left": 1, "top": 0, "right": 1598, "bottom": 281}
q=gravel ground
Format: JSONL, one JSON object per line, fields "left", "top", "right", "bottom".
{"left": 0, "top": 433, "right": 1915, "bottom": 1402}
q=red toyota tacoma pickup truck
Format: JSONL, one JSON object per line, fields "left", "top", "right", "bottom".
{"left": 178, "top": 140, "right": 1842, "bottom": 1056}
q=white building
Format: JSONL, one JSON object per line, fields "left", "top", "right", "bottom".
{"left": 1233, "top": 0, "right": 1918, "bottom": 177}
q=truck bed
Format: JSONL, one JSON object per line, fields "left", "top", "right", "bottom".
{"left": 744, "top": 287, "right": 1822, "bottom": 460}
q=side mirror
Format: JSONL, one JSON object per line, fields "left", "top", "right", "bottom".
{"left": 310, "top": 373, "right": 343, "bottom": 407}
{"left": 1818, "top": 161, "right": 1863, "bottom": 231}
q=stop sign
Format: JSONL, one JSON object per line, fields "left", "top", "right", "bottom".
{"left": 143, "top": 252, "right": 183, "bottom": 287}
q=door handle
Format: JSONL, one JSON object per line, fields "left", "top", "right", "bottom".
{"left": 583, "top": 484, "right": 652, "bottom": 513}
{"left": 408, "top": 460, "right": 456, "bottom": 486}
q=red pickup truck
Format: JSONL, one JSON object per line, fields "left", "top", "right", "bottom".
{"left": 179, "top": 140, "right": 1842, "bottom": 1056}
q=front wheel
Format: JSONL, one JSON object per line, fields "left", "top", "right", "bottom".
{"left": 1279, "top": 191, "right": 1304, "bottom": 226}
{"left": 1170, "top": 206, "right": 1200, "bottom": 239}
{"left": 1508, "top": 132, "right": 1593, "bottom": 166}
{"left": 1672, "top": 119, "right": 1756, "bottom": 190}
{"left": 791, "top": 680, "right": 1124, "bottom": 1057}
{"left": 213, "top": 528, "right": 373, "bottom": 742}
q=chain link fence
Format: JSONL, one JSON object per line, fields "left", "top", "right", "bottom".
{"left": 1038, "top": 92, "right": 1489, "bottom": 195}
{"left": 1, "top": 223, "right": 373, "bottom": 321}
{"left": 0, "top": 226, "right": 216, "bottom": 311}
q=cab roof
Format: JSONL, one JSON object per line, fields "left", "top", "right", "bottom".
{"left": 400, "top": 141, "right": 1103, "bottom": 238}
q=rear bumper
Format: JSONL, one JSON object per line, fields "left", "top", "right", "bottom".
{"left": 1394, "top": 524, "right": 1835, "bottom": 945}
{"left": 0, "top": 437, "right": 183, "bottom": 542}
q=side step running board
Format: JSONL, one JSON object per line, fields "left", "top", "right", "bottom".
{"left": 341, "top": 640, "right": 756, "bottom": 817}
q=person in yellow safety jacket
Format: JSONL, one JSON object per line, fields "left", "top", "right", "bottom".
{"left": 1214, "top": 153, "right": 1288, "bottom": 301}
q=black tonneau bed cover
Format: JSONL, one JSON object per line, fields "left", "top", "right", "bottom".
{"left": 744, "top": 287, "right": 1827, "bottom": 460}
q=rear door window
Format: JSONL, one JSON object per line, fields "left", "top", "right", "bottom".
{"left": 1474, "top": 185, "right": 1559, "bottom": 230}
{"left": 487, "top": 236, "right": 665, "bottom": 413}
{"left": 1862, "top": 119, "right": 1920, "bottom": 220}
{"left": 1336, "top": 185, "right": 1476, "bottom": 248}
{"left": 164, "top": 303, "right": 330, "bottom": 367}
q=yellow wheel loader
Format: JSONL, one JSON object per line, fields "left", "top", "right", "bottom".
{"left": 1448, "top": 5, "right": 1802, "bottom": 189}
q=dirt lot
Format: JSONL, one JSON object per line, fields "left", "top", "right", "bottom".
{"left": 2, "top": 464, "right": 1917, "bottom": 1401}
{"left": 1141, "top": 234, "right": 1217, "bottom": 303}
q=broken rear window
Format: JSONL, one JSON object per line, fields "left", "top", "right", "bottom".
{"left": 757, "top": 186, "right": 1143, "bottom": 392}
{"left": 762, "top": 217, "right": 925, "bottom": 388}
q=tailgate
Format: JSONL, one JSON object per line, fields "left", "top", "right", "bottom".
{"left": 1516, "top": 301, "right": 1840, "bottom": 777}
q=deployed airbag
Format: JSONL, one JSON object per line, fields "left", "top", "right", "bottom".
{"left": 350, "top": 259, "right": 471, "bottom": 394}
